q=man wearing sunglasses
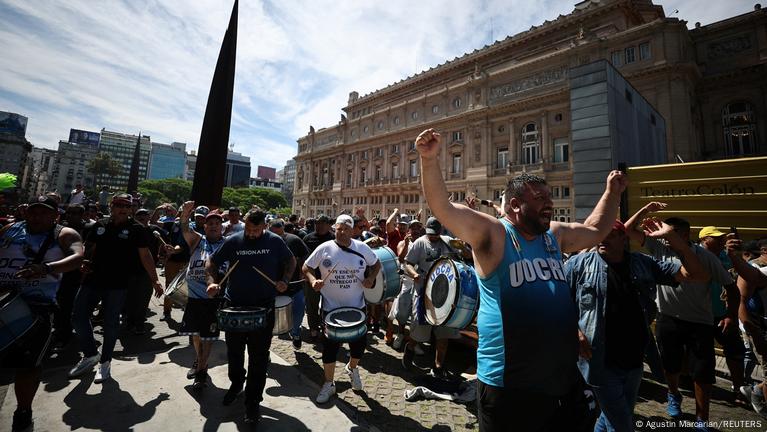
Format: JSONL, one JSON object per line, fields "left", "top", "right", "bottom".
{"left": 68, "top": 193, "right": 163, "bottom": 384}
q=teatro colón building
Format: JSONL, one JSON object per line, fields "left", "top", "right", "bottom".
{"left": 292, "top": 0, "right": 766, "bottom": 220}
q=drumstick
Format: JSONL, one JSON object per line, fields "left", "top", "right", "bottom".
{"left": 219, "top": 260, "right": 239, "bottom": 285}
{"left": 325, "top": 261, "right": 340, "bottom": 278}
{"left": 152, "top": 230, "right": 167, "bottom": 247}
{"left": 252, "top": 265, "right": 277, "bottom": 286}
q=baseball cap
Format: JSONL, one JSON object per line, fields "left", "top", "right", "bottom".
{"left": 112, "top": 193, "right": 133, "bottom": 205}
{"left": 335, "top": 214, "right": 354, "bottom": 229}
{"left": 205, "top": 210, "right": 223, "bottom": 221}
{"left": 398, "top": 215, "right": 411, "bottom": 225}
{"left": 409, "top": 219, "right": 422, "bottom": 227}
{"left": 135, "top": 208, "right": 150, "bottom": 216}
{"left": 699, "top": 226, "right": 726, "bottom": 239}
{"left": 270, "top": 218, "right": 285, "bottom": 228}
{"left": 228, "top": 206, "right": 240, "bottom": 213}
{"left": 28, "top": 196, "right": 59, "bottom": 211}
{"left": 194, "top": 206, "right": 210, "bottom": 217}
{"left": 425, "top": 217, "right": 442, "bottom": 235}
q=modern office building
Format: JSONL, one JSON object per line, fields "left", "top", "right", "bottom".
{"left": 98, "top": 129, "right": 151, "bottom": 190}
{"left": 225, "top": 151, "right": 251, "bottom": 187}
{"left": 281, "top": 159, "right": 296, "bottom": 206}
{"left": 148, "top": 141, "right": 187, "bottom": 180}
{"left": 293, "top": 0, "right": 767, "bottom": 219}
{"left": 249, "top": 178, "right": 282, "bottom": 191}
{"left": 185, "top": 151, "right": 197, "bottom": 181}
{"left": 0, "top": 112, "right": 32, "bottom": 189}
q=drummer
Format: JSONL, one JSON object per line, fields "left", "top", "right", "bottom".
{"left": 302, "top": 214, "right": 381, "bottom": 404}
{"left": 177, "top": 201, "right": 226, "bottom": 389}
{"left": 402, "top": 216, "right": 460, "bottom": 376}
{"left": 205, "top": 208, "right": 294, "bottom": 425}
{"left": 0, "top": 196, "right": 84, "bottom": 432}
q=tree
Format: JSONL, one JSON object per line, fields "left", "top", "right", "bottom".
{"left": 138, "top": 178, "right": 192, "bottom": 205}
{"left": 87, "top": 153, "right": 122, "bottom": 188}
{"left": 137, "top": 187, "right": 170, "bottom": 209}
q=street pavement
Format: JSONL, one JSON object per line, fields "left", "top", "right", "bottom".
{"left": 0, "top": 276, "right": 763, "bottom": 432}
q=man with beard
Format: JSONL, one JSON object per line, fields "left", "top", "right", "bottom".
{"left": 565, "top": 220, "right": 705, "bottom": 432}
{"left": 206, "top": 209, "right": 294, "bottom": 425}
{"left": 176, "top": 201, "right": 226, "bottom": 388}
{"left": 0, "top": 196, "right": 84, "bottom": 432}
{"left": 68, "top": 194, "right": 163, "bottom": 384}
{"left": 416, "top": 128, "right": 626, "bottom": 432}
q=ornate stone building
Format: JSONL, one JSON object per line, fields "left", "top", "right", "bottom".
{"left": 293, "top": 0, "right": 766, "bottom": 220}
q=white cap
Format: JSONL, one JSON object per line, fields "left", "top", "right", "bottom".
{"left": 335, "top": 214, "right": 354, "bottom": 228}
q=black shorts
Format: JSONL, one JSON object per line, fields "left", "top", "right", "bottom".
{"left": 477, "top": 380, "right": 594, "bottom": 432}
{"left": 180, "top": 298, "right": 222, "bottom": 340}
{"left": 0, "top": 311, "right": 53, "bottom": 369}
{"left": 713, "top": 316, "right": 746, "bottom": 360}
{"left": 655, "top": 314, "right": 715, "bottom": 383}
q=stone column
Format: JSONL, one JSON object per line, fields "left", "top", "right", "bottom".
{"left": 541, "top": 111, "right": 549, "bottom": 164}
{"left": 509, "top": 119, "right": 517, "bottom": 167}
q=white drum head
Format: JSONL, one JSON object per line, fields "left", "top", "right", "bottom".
{"left": 425, "top": 259, "right": 459, "bottom": 325}
{"left": 326, "top": 307, "right": 365, "bottom": 327}
{"left": 275, "top": 296, "right": 292, "bottom": 308}
{"left": 364, "top": 274, "right": 384, "bottom": 303}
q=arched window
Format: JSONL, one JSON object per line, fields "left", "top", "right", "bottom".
{"left": 723, "top": 102, "right": 757, "bottom": 156}
{"left": 521, "top": 123, "right": 539, "bottom": 164}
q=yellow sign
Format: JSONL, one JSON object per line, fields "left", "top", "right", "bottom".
{"left": 627, "top": 156, "right": 767, "bottom": 240}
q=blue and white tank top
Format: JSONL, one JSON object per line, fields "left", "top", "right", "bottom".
{"left": 0, "top": 222, "right": 65, "bottom": 304}
{"left": 186, "top": 236, "right": 226, "bottom": 299}
{"left": 476, "top": 219, "right": 578, "bottom": 396}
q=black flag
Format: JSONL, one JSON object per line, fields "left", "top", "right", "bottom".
{"left": 191, "top": 0, "right": 238, "bottom": 207}
{"left": 126, "top": 132, "right": 142, "bottom": 194}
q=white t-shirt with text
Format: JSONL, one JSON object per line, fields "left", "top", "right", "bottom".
{"left": 305, "top": 239, "right": 378, "bottom": 312}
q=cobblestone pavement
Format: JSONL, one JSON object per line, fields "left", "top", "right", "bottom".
{"left": 270, "top": 324, "right": 479, "bottom": 432}
{"left": 273, "top": 316, "right": 765, "bottom": 432}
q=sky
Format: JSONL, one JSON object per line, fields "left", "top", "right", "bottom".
{"left": 0, "top": 0, "right": 757, "bottom": 175}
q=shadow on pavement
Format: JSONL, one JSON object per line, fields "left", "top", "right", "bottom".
{"left": 62, "top": 377, "right": 169, "bottom": 432}
{"left": 165, "top": 342, "right": 228, "bottom": 374}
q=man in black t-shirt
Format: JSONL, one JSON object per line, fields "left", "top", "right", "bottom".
{"left": 301, "top": 215, "right": 335, "bottom": 339}
{"left": 206, "top": 209, "right": 295, "bottom": 425}
{"left": 68, "top": 194, "right": 163, "bottom": 384}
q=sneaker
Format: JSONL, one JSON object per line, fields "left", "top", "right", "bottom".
{"left": 748, "top": 385, "right": 767, "bottom": 418}
{"left": 161, "top": 310, "right": 172, "bottom": 321}
{"left": 316, "top": 381, "right": 336, "bottom": 403}
{"left": 222, "top": 382, "right": 243, "bottom": 406}
{"left": 292, "top": 336, "right": 302, "bottom": 350}
{"left": 192, "top": 369, "right": 208, "bottom": 389}
{"left": 11, "top": 408, "right": 32, "bottom": 432}
{"left": 413, "top": 343, "right": 426, "bottom": 356}
{"left": 94, "top": 361, "right": 111, "bottom": 384}
{"left": 666, "top": 392, "right": 683, "bottom": 419}
{"left": 244, "top": 403, "right": 260, "bottom": 424}
{"left": 402, "top": 346, "right": 415, "bottom": 369}
{"left": 694, "top": 417, "right": 711, "bottom": 432}
{"left": 430, "top": 367, "right": 447, "bottom": 379}
{"left": 187, "top": 360, "right": 198, "bottom": 379}
{"left": 392, "top": 334, "right": 405, "bottom": 351}
{"left": 345, "top": 364, "right": 363, "bottom": 391}
{"left": 68, "top": 354, "right": 100, "bottom": 378}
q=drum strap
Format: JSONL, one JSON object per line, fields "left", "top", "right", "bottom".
{"left": 335, "top": 242, "right": 371, "bottom": 277}
{"left": 32, "top": 224, "right": 64, "bottom": 264}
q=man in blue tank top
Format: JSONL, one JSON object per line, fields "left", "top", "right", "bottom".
{"left": 416, "top": 128, "right": 627, "bottom": 431}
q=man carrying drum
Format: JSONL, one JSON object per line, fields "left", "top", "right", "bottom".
{"left": 0, "top": 196, "right": 84, "bottom": 432}
{"left": 401, "top": 216, "right": 460, "bottom": 376}
{"left": 302, "top": 214, "right": 381, "bottom": 404}
{"left": 177, "top": 201, "right": 226, "bottom": 389}
{"left": 416, "top": 128, "right": 626, "bottom": 432}
{"left": 205, "top": 208, "right": 294, "bottom": 425}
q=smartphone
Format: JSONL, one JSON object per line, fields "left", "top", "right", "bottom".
{"left": 480, "top": 199, "right": 493, "bottom": 206}
{"left": 730, "top": 226, "right": 739, "bottom": 237}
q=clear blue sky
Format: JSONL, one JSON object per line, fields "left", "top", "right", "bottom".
{"left": 0, "top": 0, "right": 756, "bottom": 176}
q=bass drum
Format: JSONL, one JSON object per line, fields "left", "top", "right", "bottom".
{"left": 424, "top": 258, "right": 479, "bottom": 329}
{"left": 364, "top": 246, "right": 401, "bottom": 304}
{"left": 0, "top": 291, "right": 38, "bottom": 352}
{"left": 164, "top": 264, "right": 189, "bottom": 307}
